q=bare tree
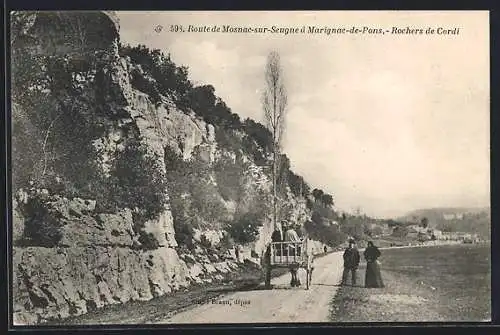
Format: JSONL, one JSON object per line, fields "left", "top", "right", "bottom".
{"left": 262, "top": 51, "right": 288, "bottom": 234}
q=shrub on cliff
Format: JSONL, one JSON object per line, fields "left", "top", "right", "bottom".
{"left": 174, "top": 219, "right": 196, "bottom": 251}
{"left": 187, "top": 85, "right": 241, "bottom": 130}
{"left": 226, "top": 189, "right": 268, "bottom": 245}
{"left": 288, "top": 171, "right": 310, "bottom": 198}
{"left": 311, "top": 200, "right": 337, "bottom": 223}
{"left": 227, "top": 212, "right": 262, "bottom": 244}
{"left": 11, "top": 25, "right": 109, "bottom": 198}
{"left": 304, "top": 220, "right": 346, "bottom": 247}
{"left": 20, "top": 193, "right": 64, "bottom": 247}
{"left": 103, "top": 137, "right": 168, "bottom": 226}
{"left": 213, "top": 155, "right": 247, "bottom": 202}
{"left": 119, "top": 44, "right": 192, "bottom": 107}
{"left": 166, "top": 154, "right": 228, "bottom": 226}
{"left": 138, "top": 231, "right": 161, "bottom": 250}
{"left": 215, "top": 127, "right": 245, "bottom": 153}
{"left": 164, "top": 146, "right": 229, "bottom": 247}
{"left": 129, "top": 66, "right": 162, "bottom": 104}
{"left": 219, "top": 232, "right": 235, "bottom": 251}
{"left": 242, "top": 118, "right": 273, "bottom": 154}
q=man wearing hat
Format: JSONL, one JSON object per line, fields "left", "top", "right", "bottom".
{"left": 283, "top": 220, "right": 302, "bottom": 287}
{"left": 264, "top": 220, "right": 285, "bottom": 288}
{"left": 283, "top": 220, "right": 300, "bottom": 243}
{"left": 341, "top": 238, "right": 360, "bottom": 286}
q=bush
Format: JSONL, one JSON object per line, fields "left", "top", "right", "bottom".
{"left": 21, "top": 195, "right": 63, "bottom": 247}
{"left": 311, "top": 201, "right": 337, "bottom": 222}
{"left": 215, "top": 127, "right": 244, "bottom": 153}
{"left": 219, "top": 232, "right": 235, "bottom": 251}
{"left": 304, "top": 220, "right": 346, "bottom": 247}
{"left": 11, "top": 104, "right": 44, "bottom": 192}
{"left": 190, "top": 181, "right": 229, "bottom": 224}
{"left": 242, "top": 118, "right": 273, "bottom": 154}
{"left": 11, "top": 52, "right": 105, "bottom": 193}
{"left": 392, "top": 225, "right": 409, "bottom": 238}
{"left": 228, "top": 212, "right": 262, "bottom": 244}
{"left": 213, "top": 155, "right": 247, "bottom": 202}
{"left": 173, "top": 219, "right": 195, "bottom": 251}
{"left": 119, "top": 44, "right": 192, "bottom": 107}
{"left": 165, "top": 146, "right": 228, "bottom": 226}
{"left": 138, "top": 231, "right": 161, "bottom": 250}
{"left": 340, "top": 216, "right": 367, "bottom": 241}
{"left": 371, "top": 225, "right": 384, "bottom": 236}
{"left": 129, "top": 67, "right": 162, "bottom": 104}
{"left": 165, "top": 147, "right": 230, "bottom": 247}
{"left": 288, "top": 171, "right": 310, "bottom": 198}
{"left": 200, "top": 235, "right": 212, "bottom": 249}
{"left": 105, "top": 138, "right": 168, "bottom": 224}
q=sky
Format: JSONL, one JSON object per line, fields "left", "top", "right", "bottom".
{"left": 116, "top": 11, "right": 490, "bottom": 218}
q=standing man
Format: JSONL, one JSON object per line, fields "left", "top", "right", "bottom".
{"left": 264, "top": 221, "right": 284, "bottom": 288}
{"left": 271, "top": 225, "right": 283, "bottom": 258}
{"left": 341, "top": 239, "right": 360, "bottom": 286}
{"left": 284, "top": 220, "right": 300, "bottom": 242}
{"left": 283, "top": 220, "right": 301, "bottom": 287}
{"left": 271, "top": 226, "right": 283, "bottom": 243}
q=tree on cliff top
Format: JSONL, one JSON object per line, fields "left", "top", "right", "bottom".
{"left": 262, "top": 51, "right": 288, "bottom": 233}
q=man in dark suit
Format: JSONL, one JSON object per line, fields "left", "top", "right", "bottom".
{"left": 271, "top": 226, "right": 283, "bottom": 243}
{"left": 341, "top": 239, "right": 360, "bottom": 286}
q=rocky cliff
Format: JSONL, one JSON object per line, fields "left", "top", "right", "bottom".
{"left": 10, "top": 11, "right": 329, "bottom": 325}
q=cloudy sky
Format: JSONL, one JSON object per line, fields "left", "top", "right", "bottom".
{"left": 117, "top": 11, "right": 489, "bottom": 218}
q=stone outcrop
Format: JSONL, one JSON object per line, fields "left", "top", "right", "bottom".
{"left": 10, "top": 10, "right": 223, "bottom": 325}
{"left": 13, "top": 11, "right": 119, "bottom": 61}
{"left": 13, "top": 245, "right": 189, "bottom": 324}
{"left": 12, "top": 191, "right": 246, "bottom": 324}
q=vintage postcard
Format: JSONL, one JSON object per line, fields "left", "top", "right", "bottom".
{"left": 9, "top": 10, "right": 490, "bottom": 326}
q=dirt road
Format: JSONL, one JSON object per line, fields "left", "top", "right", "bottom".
{"left": 154, "top": 251, "right": 344, "bottom": 324}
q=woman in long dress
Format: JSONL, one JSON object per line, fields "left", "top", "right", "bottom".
{"left": 364, "top": 241, "right": 385, "bottom": 288}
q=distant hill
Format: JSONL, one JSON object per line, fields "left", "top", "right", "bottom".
{"left": 397, "top": 207, "right": 491, "bottom": 238}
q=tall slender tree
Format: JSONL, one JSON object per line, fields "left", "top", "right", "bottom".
{"left": 262, "top": 51, "right": 288, "bottom": 234}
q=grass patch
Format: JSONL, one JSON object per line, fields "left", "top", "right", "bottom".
{"left": 330, "top": 244, "right": 491, "bottom": 322}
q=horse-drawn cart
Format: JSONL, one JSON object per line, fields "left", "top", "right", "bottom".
{"left": 264, "top": 239, "right": 313, "bottom": 290}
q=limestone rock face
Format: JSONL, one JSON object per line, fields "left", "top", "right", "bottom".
{"left": 10, "top": 10, "right": 221, "bottom": 325}
{"left": 13, "top": 245, "right": 189, "bottom": 323}
{"left": 11, "top": 10, "right": 327, "bottom": 326}
{"left": 193, "top": 229, "right": 224, "bottom": 246}
{"left": 58, "top": 209, "right": 134, "bottom": 247}
{"left": 87, "top": 39, "right": 217, "bottom": 251}
{"left": 11, "top": 189, "right": 248, "bottom": 325}
{"left": 44, "top": 196, "right": 96, "bottom": 221}
{"left": 99, "top": 58, "right": 217, "bottom": 170}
